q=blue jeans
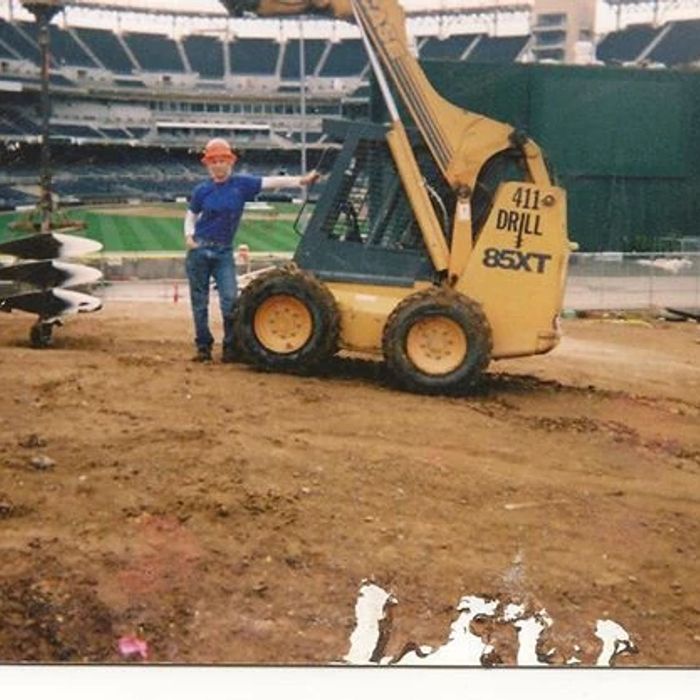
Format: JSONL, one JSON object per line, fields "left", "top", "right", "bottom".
{"left": 185, "top": 245, "right": 237, "bottom": 350}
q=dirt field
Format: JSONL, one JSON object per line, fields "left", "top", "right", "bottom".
{"left": 0, "top": 303, "right": 698, "bottom": 666}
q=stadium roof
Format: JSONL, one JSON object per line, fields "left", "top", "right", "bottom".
{"left": 16, "top": 0, "right": 534, "bottom": 18}
{"left": 603, "top": 0, "right": 700, "bottom": 7}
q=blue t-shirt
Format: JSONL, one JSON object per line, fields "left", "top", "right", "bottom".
{"left": 189, "top": 175, "right": 263, "bottom": 247}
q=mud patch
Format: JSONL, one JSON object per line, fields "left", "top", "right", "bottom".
{"left": 0, "top": 569, "right": 114, "bottom": 662}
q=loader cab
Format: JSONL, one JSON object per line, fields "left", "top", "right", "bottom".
{"left": 294, "top": 119, "right": 532, "bottom": 290}
{"left": 294, "top": 119, "right": 447, "bottom": 287}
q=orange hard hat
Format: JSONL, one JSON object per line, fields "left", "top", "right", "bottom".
{"left": 201, "top": 138, "right": 236, "bottom": 164}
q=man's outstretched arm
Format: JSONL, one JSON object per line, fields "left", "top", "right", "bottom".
{"left": 261, "top": 171, "right": 320, "bottom": 189}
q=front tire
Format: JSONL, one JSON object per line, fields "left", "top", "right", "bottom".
{"left": 382, "top": 288, "right": 492, "bottom": 393}
{"left": 232, "top": 266, "right": 339, "bottom": 373}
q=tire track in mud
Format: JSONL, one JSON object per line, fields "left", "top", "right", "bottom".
{"left": 302, "top": 354, "right": 698, "bottom": 421}
{"left": 238, "top": 361, "right": 700, "bottom": 481}
{"left": 461, "top": 373, "right": 700, "bottom": 468}
{"left": 309, "top": 359, "right": 700, "bottom": 469}
{"left": 475, "top": 372, "right": 698, "bottom": 414}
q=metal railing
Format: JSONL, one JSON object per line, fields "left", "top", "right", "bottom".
{"left": 565, "top": 252, "right": 699, "bottom": 311}
{"left": 92, "top": 251, "right": 700, "bottom": 311}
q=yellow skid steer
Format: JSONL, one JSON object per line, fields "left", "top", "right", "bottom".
{"left": 223, "top": 0, "right": 572, "bottom": 393}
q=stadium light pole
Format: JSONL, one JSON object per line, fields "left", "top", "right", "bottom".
{"left": 23, "top": 1, "right": 62, "bottom": 233}
{"left": 299, "top": 18, "right": 308, "bottom": 200}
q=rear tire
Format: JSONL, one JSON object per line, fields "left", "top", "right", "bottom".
{"left": 232, "top": 266, "right": 339, "bottom": 373}
{"left": 382, "top": 288, "right": 492, "bottom": 394}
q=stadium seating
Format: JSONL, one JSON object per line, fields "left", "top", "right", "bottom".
{"left": 286, "top": 132, "right": 324, "bottom": 144}
{"left": 124, "top": 32, "right": 185, "bottom": 73}
{"left": 51, "top": 124, "right": 103, "bottom": 139}
{"left": 320, "top": 39, "right": 367, "bottom": 77}
{"left": 596, "top": 24, "right": 661, "bottom": 63}
{"left": 0, "top": 185, "right": 36, "bottom": 209}
{"left": 0, "top": 138, "right": 319, "bottom": 202}
{"left": 280, "top": 39, "right": 327, "bottom": 79}
{"left": 113, "top": 77, "right": 147, "bottom": 88}
{"left": 467, "top": 35, "right": 530, "bottom": 63}
{"left": 11, "top": 74, "right": 74, "bottom": 87}
{"left": 2, "top": 10, "right": 700, "bottom": 204}
{"left": 0, "top": 120, "right": 21, "bottom": 135}
{"left": 228, "top": 38, "right": 279, "bottom": 75}
{"left": 0, "top": 109, "right": 39, "bottom": 136}
{"left": 596, "top": 19, "right": 700, "bottom": 66}
{"left": 182, "top": 35, "right": 225, "bottom": 79}
{"left": 74, "top": 27, "right": 135, "bottom": 73}
{"left": 2, "top": 15, "right": 699, "bottom": 86}
{"left": 49, "top": 74, "right": 75, "bottom": 87}
{"left": 420, "top": 34, "right": 481, "bottom": 60}
{"left": 48, "top": 25, "right": 96, "bottom": 68}
{"left": 13, "top": 22, "right": 74, "bottom": 65}
{"left": 647, "top": 19, "right": 700, "bottom": 66}
{"left": 99, "top": 127, "right": 133, "bottom": 139}
{"left": 52, "top": 177, "right": 143, "bottom": 199}
{"left": 0, "top": 19, "right": 40, "bottom": 62}
{"left": 0, "top": 20, "right": 21, "bottom": 59}
{"left": 126, "top": 127, "right": 151, "bottom": 139}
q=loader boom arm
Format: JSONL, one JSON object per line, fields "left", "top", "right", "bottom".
{"left": 221, "top": 0, "right": 552, "bottom": 194}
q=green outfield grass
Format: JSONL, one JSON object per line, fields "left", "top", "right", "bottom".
{"left": 0, "top": 204, "right": 301, "bottom": 254}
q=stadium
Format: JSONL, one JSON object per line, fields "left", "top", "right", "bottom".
{"left": 0, "top": 0, "right": 698, "bottom": 253}
{"left": 0, "top": 0, "right": 699, "bottom": 677}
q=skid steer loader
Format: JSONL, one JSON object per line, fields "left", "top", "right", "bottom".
{"left": 223, "top": 0, "right": 572, "bottom": 393}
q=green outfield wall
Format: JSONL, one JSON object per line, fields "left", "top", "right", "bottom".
{"left": 375, "top": 63, "right": 700, "bottom": 252}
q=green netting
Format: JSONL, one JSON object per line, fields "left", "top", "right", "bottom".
{"left": 530, "top": 70, "right": 690, "bottom": 178}
{"left": 379, "top": 62, "right": 700, "bottom": 251}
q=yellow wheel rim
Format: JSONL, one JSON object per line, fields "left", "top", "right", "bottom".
{"left": 253, "top": 295, "right": 313, "bottom": 354}
{"left": 406, "top": 316, "right": 467, "bottom": 376}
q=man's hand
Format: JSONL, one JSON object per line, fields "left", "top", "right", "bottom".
{"left": 185, "top": 235, "right": 198, "bottom": 250}
{"left": 300, "top": 170, "right": 321, "bottom": 187}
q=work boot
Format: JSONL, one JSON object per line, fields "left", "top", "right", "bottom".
{"left": 192, "top": 346, "right": 212, "bottom": 363}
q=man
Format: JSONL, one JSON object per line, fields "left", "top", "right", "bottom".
{"left": 185, "top": 138, "right": 319, "bottom": 363}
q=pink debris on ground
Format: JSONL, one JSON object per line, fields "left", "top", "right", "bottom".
{"left": 118, "top": 635, "right": 149, "bottom": 660}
